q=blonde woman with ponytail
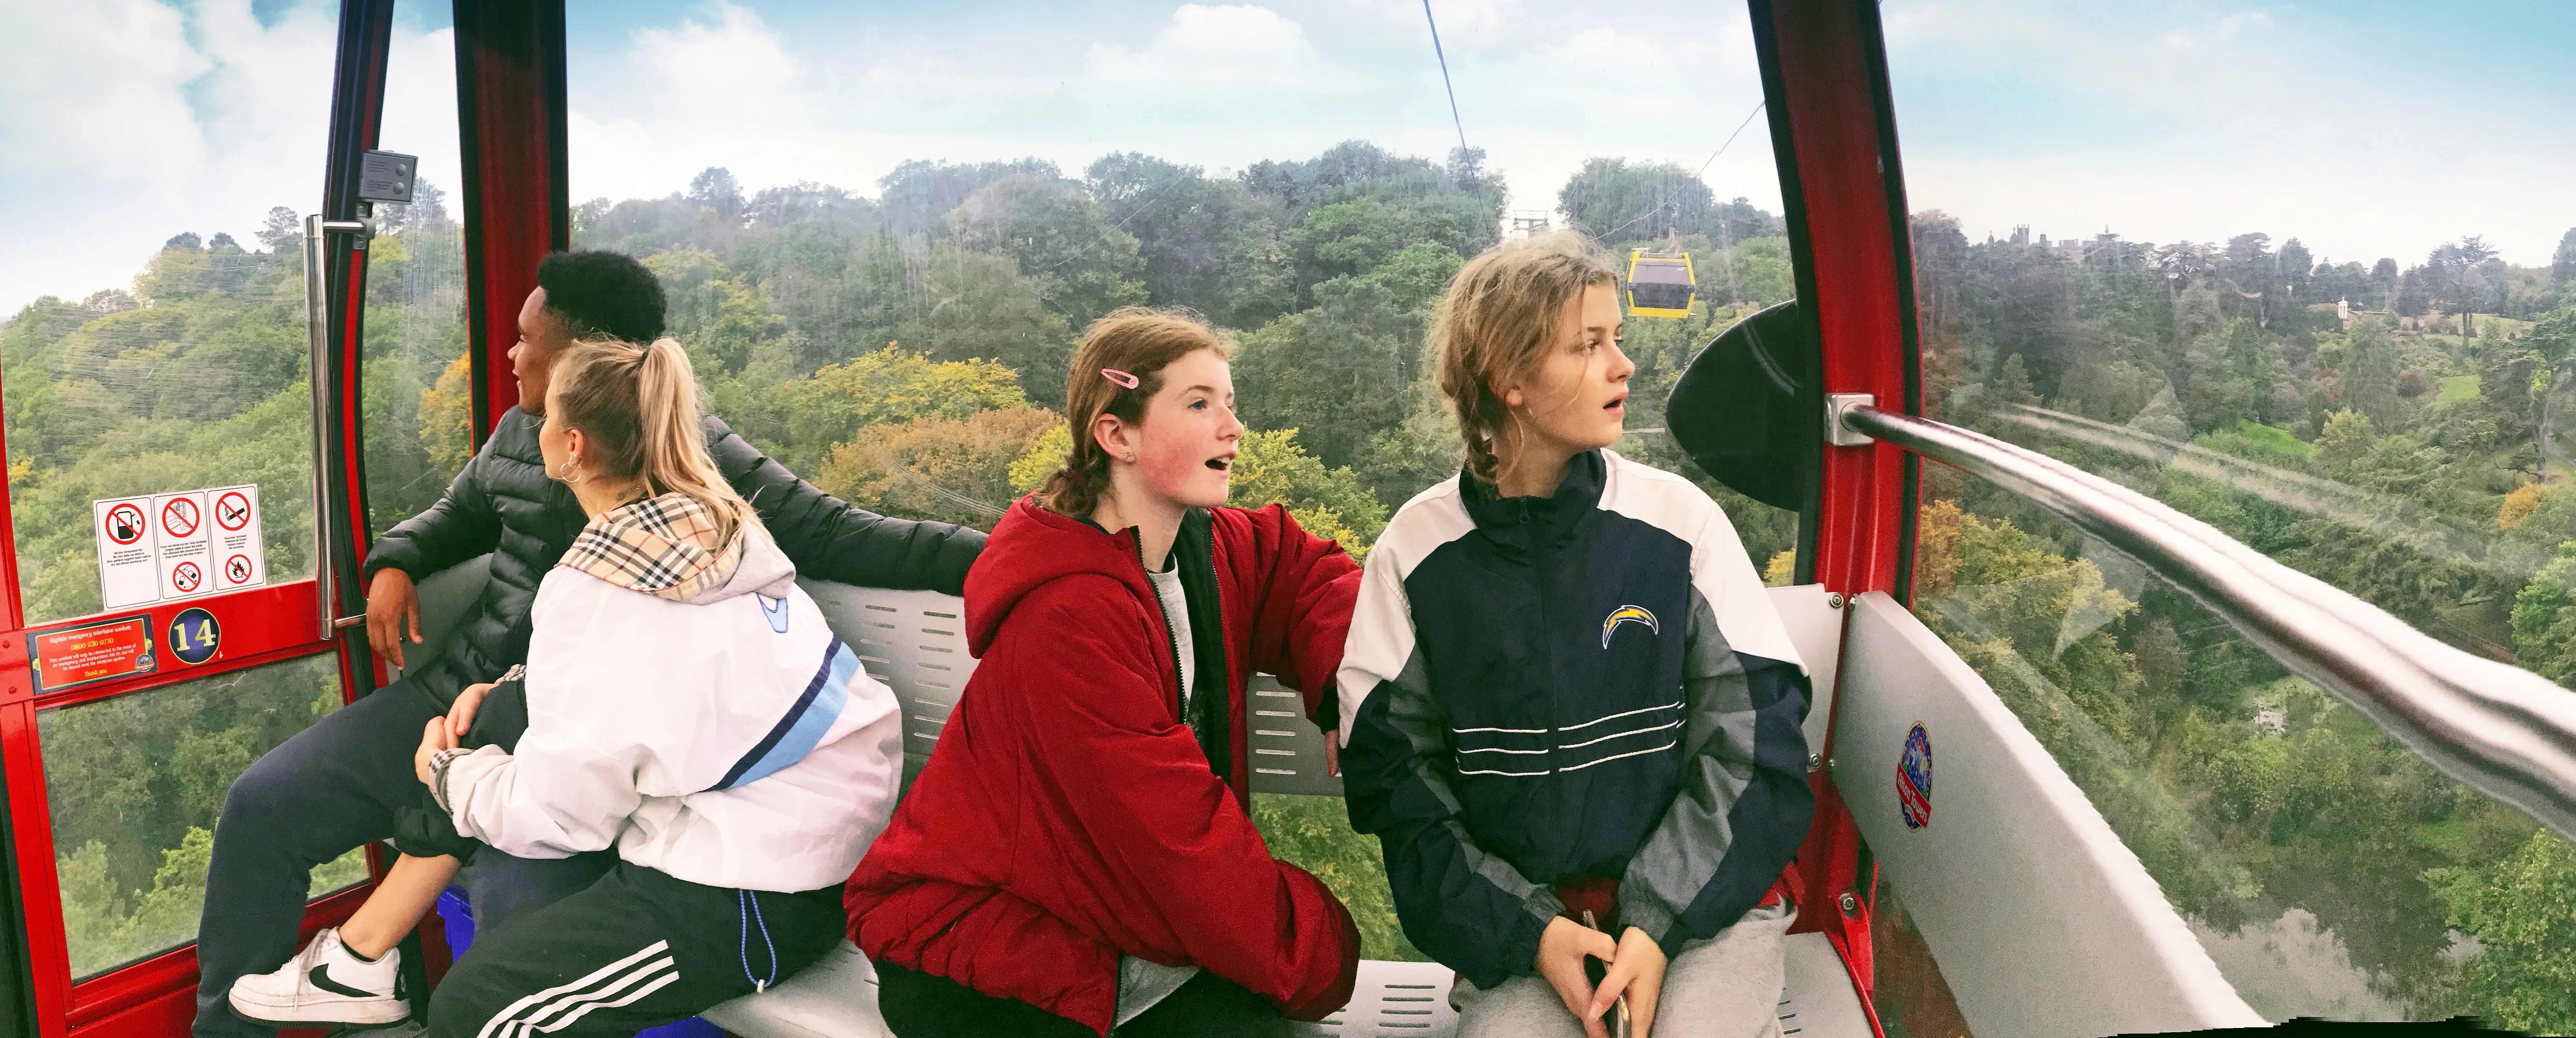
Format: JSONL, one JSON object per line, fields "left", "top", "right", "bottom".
{"left": 847, "top": 308, "right": 1365, "bottom": 1038}
{"left": 232, "top": 334, "right": 903, "bottom": 1038}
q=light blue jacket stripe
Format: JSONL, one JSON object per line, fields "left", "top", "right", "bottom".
{"left": 725, "top": 641, "right": 858, "bottom": 790}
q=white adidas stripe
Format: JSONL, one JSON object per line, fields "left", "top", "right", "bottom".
{"left": 475, "top": 940, "right": 674, "bottom": 1038}
{"left": 518, "top": 965, "right": 682, "bottom": 1036}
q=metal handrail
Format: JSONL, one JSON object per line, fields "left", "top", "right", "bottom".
{"left": 1843, "top": 404, "right": 2576, "bottom": 842}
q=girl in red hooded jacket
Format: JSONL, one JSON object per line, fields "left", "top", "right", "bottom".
{"left": 845, "top": 308, "right": 1364, "bottom": 1037}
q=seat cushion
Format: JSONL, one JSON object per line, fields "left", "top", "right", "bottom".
{"left": 701, "top": 940, "right": 888, "bottom": 1038}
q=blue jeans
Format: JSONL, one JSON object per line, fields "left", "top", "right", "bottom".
{"left": 192, "top": 674, "right": 614, "bottom": 1038}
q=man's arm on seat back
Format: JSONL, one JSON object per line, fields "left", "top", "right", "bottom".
{"left": 703, "top": 415, "right": 986, "bottom": 594}
{"left": 364, "top": 444, "right": 503, "bottom": 583}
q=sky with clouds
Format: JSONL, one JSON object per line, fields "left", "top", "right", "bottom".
{"left": 3, "top": 0, "right": 2571, "bottom": 316}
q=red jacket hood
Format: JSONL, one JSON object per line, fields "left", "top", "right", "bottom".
{"left": 963, "top": 497, "right": 1151, "bottom": 659}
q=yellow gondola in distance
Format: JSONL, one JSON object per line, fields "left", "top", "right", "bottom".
{"left": 1626, "top": 248, "right": 1695, "bottom": 318}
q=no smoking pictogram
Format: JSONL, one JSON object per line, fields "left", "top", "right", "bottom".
{"left": 105, "top": 503, "right": 146, "bottom": 545}
{"left": 162, "top": 497, "right": 201, "bottom": 538}
{"left": 216, "top": 491, "right": 252, "bottom": 531}
{"left": 225, "top": 555, "right": 252, "bottom": 583}
{"left": 170, "top": 560, "right": 202, "bottom": 593}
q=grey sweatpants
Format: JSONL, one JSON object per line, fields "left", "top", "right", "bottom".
{"left": 1452, "top": 902, "right": 1797, "bottom": 1038}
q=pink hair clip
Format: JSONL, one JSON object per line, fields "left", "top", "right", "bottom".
{"left": 1100, "top": 368, "right": 1140, "bottom": 389}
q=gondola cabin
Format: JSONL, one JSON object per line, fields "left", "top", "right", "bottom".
{"left": 2, "top": 2, "right": 2571, "bottom": 1038}
{"left": 1625, "top": 248, "right": 1697, "bottom": 317}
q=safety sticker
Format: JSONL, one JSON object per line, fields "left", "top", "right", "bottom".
{"left": 1898, "top": 722, "right": 1934, "bottom": 830}
{"left": 29, "top": 613, "right": 157, "bottom": 694}
{"left": 94, "top": 484, "right": 268, "bottom": 609}
{"left": 94, "top": 498, "right": 159, "bottom": 610}
{"left": 153, "top": 491, "right": 211, "bottom": 601}
{"left": 207, "top": 485, "right": 266, "bottom": 591}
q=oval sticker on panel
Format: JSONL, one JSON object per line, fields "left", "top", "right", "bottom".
{"left": 1898, "top": 722, "right": 1933, "bottom": 830}
{"left": 170, "top": 607, "right": 221, "bottom": 665}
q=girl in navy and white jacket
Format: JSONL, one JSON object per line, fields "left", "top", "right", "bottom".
{"left": 1339, "top": 233, "right": 1815, "bottom": 1038}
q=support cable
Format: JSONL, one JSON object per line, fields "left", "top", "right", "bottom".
{"left": 1422, "top": 1, "right": 1467, "bottom": 153}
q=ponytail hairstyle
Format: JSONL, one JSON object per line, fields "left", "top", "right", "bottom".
{"left": 547, "top": 336, "right": 764, "bottom": 543}
{"left": 1036, "top": 307, "right": 1236, "bottom": 518}
{"left": 1431, "top": 230, "right": 1621, "bottom": 486}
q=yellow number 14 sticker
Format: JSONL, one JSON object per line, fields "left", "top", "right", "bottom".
{"left": 170, "top": 607, "right": 221, "bottom": 665}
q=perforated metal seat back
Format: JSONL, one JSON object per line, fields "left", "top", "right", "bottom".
{"left": 796, "top": 582, "right": 976, "bottom": 782}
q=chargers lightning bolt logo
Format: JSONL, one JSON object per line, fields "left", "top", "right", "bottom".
{"left": 1600, "top": 604, "right": 1659, "bottom": 649}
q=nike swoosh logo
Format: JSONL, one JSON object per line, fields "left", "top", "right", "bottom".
{"left": 309, "top": 963, "right": 381, "bottom": 1000}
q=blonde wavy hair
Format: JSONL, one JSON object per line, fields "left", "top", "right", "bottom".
{"left": 1431, "top": 230, "right": 1621, "bottom": 486}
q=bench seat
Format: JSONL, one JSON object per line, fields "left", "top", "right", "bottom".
{"left": 403, "top": 562, "right": 1871, "bottom": 1038}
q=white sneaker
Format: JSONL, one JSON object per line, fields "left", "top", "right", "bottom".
{"left": 228, "top": 927, "right": 409, "bottom": 1026}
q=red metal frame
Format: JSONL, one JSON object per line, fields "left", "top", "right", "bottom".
{"left": 2, "top": 580, "right": 345, "bottom": 1038}
{"left": 1752, "top": 0, "right": 1923, "bottom": 1031}
{"left": 455, "top": 0, "right": 570, "bottom": 438}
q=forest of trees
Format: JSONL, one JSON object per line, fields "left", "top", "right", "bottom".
{"left": 9, "top": 132, "right": 2575, "bottom": 1028}
{"left": 1903, "top": 214, "right": 2576, "bottom": 1029}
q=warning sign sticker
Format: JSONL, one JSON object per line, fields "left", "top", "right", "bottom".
{"left": 94, "top": 484, "right": 268, "bottom": 609}
{"left": 94, "top": 496, "right": 158, "bottom": 610}
{"left": 207, "top": 484, "right": 266, "bottom": 592}
{"left": 153, "top": 491, "right": 211, "bottom": 601}
{"left": 162, "top": 496, "right": 201, "bottom": 538}
{"left": 105, "top": 503, "right": 146, "bottom": 545}
{"left": 28, "top": 613, "right": 157, "bottom": 694}
{"left": 215, "top": 490, "right": 252, "bottom": 531}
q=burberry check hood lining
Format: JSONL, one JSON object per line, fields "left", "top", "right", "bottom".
{"left": 562, "top": 492, "right": 764, "bottom": 602}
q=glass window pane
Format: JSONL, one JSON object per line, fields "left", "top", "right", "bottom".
{"left": 0, "top": 4, "right": 347, "bottom": 625}
{"left": 39, "top": 654, "right": 364, "bottom": 980}
{"left": 1888, "top": 7, "right": 2576, "bottom": 1025}
{"left": 363, "top": 2, "right": 474, "bottom": 534}
{"left": 1912, "top": 472, "right": 2568, "bottom": 1023}
{"left": 563, "top": 0, "right": 1800, "bottom": 962}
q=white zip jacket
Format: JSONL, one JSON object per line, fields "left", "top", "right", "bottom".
{"left": 433, "top": 494, "right": 902, "bottom": 892}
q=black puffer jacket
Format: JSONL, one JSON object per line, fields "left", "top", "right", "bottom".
{"left": 362, "top": 408, "right": 984, "bottom": 707}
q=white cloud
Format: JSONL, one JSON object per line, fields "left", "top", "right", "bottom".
{"left": 0, "top": 1, "right": 210, "bottom": 185}
{"left": 631, "top": 2, "right": 805, "bottom": 121}
{"left": 0, "top": 0, "right": 374, "bottom": 312}
{"left": 1881, "top": 0, "right": 2576, "bottom": 265}
{"left": 1087, "top": 5, "right": 1315, "bottom": 88}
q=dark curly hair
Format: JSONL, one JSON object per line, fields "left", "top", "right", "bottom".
{"left": 536, "top": 250, "right": 667, "bottom": 344}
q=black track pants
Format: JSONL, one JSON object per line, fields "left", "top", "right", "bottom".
{"left": 426, "top": 862, "right": 842, "bottom": 1038}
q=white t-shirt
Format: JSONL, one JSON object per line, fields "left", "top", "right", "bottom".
{"left": 1145, "top": 557, "right": 1196, "bottom": 715}
{"left": 1121, "top": 553, "right": 1205, "bottom": 1021}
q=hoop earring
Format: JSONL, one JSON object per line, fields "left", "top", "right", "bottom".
{"left": 554, "top": 457, "right": 585, "bottom": 485}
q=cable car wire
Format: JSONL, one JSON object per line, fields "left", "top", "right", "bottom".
{"left": 1421, "top": 1, "right": 1468, "bottom": 152}
{"left": 1694, "top": 100, "right": 1767, "bottom": 179}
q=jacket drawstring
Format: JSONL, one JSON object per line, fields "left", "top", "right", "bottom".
{"left": 737, "top": 888, "right": 778, "bottom": 992}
